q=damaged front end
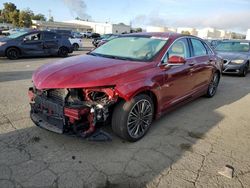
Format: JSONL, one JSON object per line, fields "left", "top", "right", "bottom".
{"left": 28, "top": 86, "right": 119, "bottom": 140}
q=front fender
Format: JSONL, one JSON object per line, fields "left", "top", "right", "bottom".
{"left": 115, "top": 79, "right": 161, "bottom": 101}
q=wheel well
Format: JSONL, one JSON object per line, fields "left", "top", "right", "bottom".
{"left": 136, "top": 90, "right": 158, "bottom": 119}
{"left": 73, "top": 43, "right": 79, "bottom": 46}
{"left": 5, "top": 46, "right": 21, "bottom": 56}
{"left": 59, "top": 46, "right": 69, "bottom": 51}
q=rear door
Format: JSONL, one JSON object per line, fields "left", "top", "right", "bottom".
{"left": 189, "top": 38, "right": 213, "bottom": 90}
{"left": 20, "top": 32, "right": 44, "bottom": 56}
{"left": 42, "top": 32, "right": 59, "bottom": 55}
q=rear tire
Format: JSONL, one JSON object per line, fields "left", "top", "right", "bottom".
{"left": 206, "top": 72, "right": 220, "bottom": 98}
{"left": 73, "top": 43, "right": 79, "bottom": 51}
{"left": 6, "top": 48, "right": 20, "bottom": 60}
{"left": 112, "top": 94, "right": 154, "bottom": 142}
{"left": 58, "top": 47, "right": 69, "bottom": 57}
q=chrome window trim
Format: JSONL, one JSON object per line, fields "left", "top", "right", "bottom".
{"left": 158, "top": 36, "right": 215, "bottom": 67}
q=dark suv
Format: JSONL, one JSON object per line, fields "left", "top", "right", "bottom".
{"left": 0, "top": 31, "right": 73, "bottom": 60}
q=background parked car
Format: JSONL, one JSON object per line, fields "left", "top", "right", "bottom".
{"left": 82, "top": 31, "right": 100, "bottom": 39}
{"left": 2, "top": 28, "right": 33, "bottom": 36}
{"left": 81, "top": 31, "right": 92, "bottom": 38}
{"left": 215, "top": 40, "right": 250, "bottom": 76}
{"left": 0, "top": 30, "right": 73, "bottom": 59}
{"left": 68, "top": 36, "right": 83, "bottom": 51}
{"left": 96, "top": 34, "right": 120, "bottom": 47}
{"left": 71, "top": 31, "right": 83, "bottom": 38}
{"left": 92, "top": 34, "right": 116, "bottom": 47}
{"left": 204, "top": 39, "right": 224, "bottom": 49}
{"left": 50, "top": 29, "right": 83, "bottom": 51}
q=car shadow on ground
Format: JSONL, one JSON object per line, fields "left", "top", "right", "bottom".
{"left": 0, "top": 76, "right": 249, "bottom": 187}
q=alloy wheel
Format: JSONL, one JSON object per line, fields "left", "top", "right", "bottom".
{"left": 127, "top": 99, "right": 153, "bottom": 139}
{"left": 208, "top": 73, "right": 219, "bottom": 96}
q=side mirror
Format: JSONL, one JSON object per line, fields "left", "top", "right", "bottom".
{"left": 23, "top": 38, "right": 27, "bottom": 42}
{"left": 168, "top": 56, "right": 186, "bottom": 65}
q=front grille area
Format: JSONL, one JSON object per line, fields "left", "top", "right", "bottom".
{"left": 31, "top": 95, "right": 65, "bottom": 132}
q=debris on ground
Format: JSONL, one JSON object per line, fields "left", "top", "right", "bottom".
{"left": 218, "top": 165, "right": 234, "bottom": 178}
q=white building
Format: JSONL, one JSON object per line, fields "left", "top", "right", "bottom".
{"left": 197, "top": 28, "right": 222, "bottom": 39}
{"left": 63, "top": 20, "right": 131, "bottom": 34}
{"left": 177, "top": 27, "right": 198, "bottom": 36}
{"left": 246, "top": 29, "right": 250, "bottom": 40}
{"left": 32, "top": 20, "right": 91, "bottom": 32}
{"left": 146, "top": 26, "right": 176, "bottom": 33}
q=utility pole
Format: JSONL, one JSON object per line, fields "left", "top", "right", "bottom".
{"left": 48, "top": 9, "right": 52, "bottom": 20}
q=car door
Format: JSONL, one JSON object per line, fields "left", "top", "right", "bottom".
{"left": 160, "top": 38, "right": 196, "bottom": 110}
{"left": 20, "top": 32, "right": 44, "bottom": 56}
{"left": 189, "top": 38, "right": 213, "bottom": 90}
{"left": 42, "top": 32, "right": 59, "bottom": 55}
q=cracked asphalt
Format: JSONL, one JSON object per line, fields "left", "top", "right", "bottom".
{"left": 0, "top": 40, "right": 250, "bottom": 188}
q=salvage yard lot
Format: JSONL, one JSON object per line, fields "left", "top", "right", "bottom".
{"left": 0, "top": 40, "right": 250, "bottom": 188}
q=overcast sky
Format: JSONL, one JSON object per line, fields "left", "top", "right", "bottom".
{"left": 1, "top": 0, "right": 250, "bottom": 33}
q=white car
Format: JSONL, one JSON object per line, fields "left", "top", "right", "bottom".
{"left": 69, "top": 37, "right": 83, "bottom": 51}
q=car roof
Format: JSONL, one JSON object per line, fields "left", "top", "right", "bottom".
{"left": 123, "top": 32, "right": 188, "bottom": 40}
{"left": 220, "top": 40, "right": 250, "bottom": 43}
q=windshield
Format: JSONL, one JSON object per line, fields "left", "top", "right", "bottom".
{"left": 7, "top": 31, "right": 27, "bottom": 39}
{"left": 90, "top": 36, "right": 167, "bottom": 61}
{"left": 215, "top": 42, "right": 250, "bottom": 52}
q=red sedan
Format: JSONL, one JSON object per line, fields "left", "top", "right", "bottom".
{"left": 28, "top": 32, "right": 222, "bottom": 142}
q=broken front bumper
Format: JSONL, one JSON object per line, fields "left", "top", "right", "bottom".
{"left": 30, "top": 94, "right": 65, "bottom": 134}
{"left": 28, "top": 87, "right": 113, "bottom": 141}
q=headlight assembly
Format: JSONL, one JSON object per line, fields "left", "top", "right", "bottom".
{"left": 231, "top": 59, "right": 245, "bottom": 64}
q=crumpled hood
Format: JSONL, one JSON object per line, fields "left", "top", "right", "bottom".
{"left": 33, "top": 54, "right": 151, "bottom": 89}
{"left": 216, "top": 51, "right": 249, "bottom": 61}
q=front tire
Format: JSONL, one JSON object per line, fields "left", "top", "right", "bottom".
{"left": 206, "top": 72, "right": 220, "bottom": 98}
{"left": 6, "top": 48, "right": 20, "bottom": 60}
{"left": 240, "top": 63, "right": 249, "bottom": 77}
{"left": 112, "top": 94, "right": 154, "bottom": 142}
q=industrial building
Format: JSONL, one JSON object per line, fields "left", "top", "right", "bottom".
{"left": 146, "top": 26, "right": 245, "bottom": 39}
{"left": 32, "top": 20, "right": 92, "bottom": 32}
{"left": 63, "top": 20, "right": 131, "bottom": 34}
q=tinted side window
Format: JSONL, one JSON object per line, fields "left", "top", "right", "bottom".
{"left": 43, "top": 33, "right": 57, "bottom": 40}
{"left": 191, "top": 38, "right": 207, "bottom": 56}
{"left": 163, "top": 38, "right": 190, "bottom": 63}
{"left": 24, "top": 33, "right": 41, "bottom": 41}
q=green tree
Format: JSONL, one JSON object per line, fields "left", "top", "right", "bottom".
{"left": 1, "top": 2, "right": 18, "bottom": 23}
{"left": 32, "top": 13, "right": 46, "bottom": 21}
{"left": 9, "top": 10, "right": 19, "bottom": 26}
{"left": 19, "top": 10, "right": 32, "bottom": 27}
{"left": 181, "top": 31, "right": 191, "bottom": 35}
